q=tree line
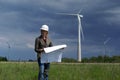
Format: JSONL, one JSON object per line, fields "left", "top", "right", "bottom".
{"left": 0, "top": 56, "right": 7, "bottom": 61}
{"left": 0, "top": 55, "right": 120, "bottom": 63}
{"left": 62, "top": 55, "right": 120, "bottom": 63}
{"left": 82, "top": 55, "right": 120, "bottom": 63}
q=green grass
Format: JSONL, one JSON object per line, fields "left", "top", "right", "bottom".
{"left": 0, "top": 62, "right": 38, "bottom": 80}
{"left": 50, "top": 63, "right": 120, "bottom": 80}
{"left": 0, "top": 62, "right": 120, "bottom": 80}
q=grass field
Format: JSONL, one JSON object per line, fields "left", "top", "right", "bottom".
{"left": 0, "top": 62, "right": 120, "bottom": 80}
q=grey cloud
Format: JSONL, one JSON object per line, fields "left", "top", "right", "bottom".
{"left": 0, "top": 0, "right": 120, "bottom": 60}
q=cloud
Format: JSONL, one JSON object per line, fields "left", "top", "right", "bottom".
{"left": 103, "top": 7, "right": 120, "bottom": 25}
{"left": 26, "top": 43, "right": 34, "bottom": 49}
{"left": 0, "top": 36, "right": 9, "bottom": 41}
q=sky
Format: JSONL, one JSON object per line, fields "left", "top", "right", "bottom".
{"left": 0, "top": 0, "right": 120, "bottom": 61}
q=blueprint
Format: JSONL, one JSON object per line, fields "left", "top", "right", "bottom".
{"left": 41, "top": 50, "right": 63, "bottom": 63}
{"left": 41, "top": 44, "right": 67, "bottom": 63}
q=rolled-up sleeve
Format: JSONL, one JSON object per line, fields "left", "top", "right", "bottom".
{"left": 34, "top": 38, "right": 40, "bottom": 53}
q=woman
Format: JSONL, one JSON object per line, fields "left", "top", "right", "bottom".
{"left": 35, "top": 25, "right": 53, "bottom": 80}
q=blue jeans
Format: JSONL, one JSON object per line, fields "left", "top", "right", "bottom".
{"left": 38, "top": 58, "right": 50, "bottom": 80}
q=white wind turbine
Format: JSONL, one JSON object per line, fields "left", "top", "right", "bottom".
{"left": 56, "top": 12, "right": 84, "bottom": 62}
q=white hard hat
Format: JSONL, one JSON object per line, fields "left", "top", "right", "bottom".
{"left": 40, "top": 25, "right": 49, "bottom": 31}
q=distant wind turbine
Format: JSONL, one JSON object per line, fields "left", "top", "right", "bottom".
{"left": 6, "top": 42, "right": 11, "bottom": 61}
{"left": 103, "top": 38, "right": 111, "bottom": 56}
{"left": 7, "top": 42, "right": 11, "bottom": 49}
{"left": 56, "top": 12, "right": 84, "bottom": 62}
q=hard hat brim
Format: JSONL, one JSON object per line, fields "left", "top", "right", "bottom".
{"left": 40, "top": 28, "right": 48, "bottom": 31}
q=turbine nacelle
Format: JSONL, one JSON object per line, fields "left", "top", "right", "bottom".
{"left": 79, "top": 15, "right": 83, "bottom": 18}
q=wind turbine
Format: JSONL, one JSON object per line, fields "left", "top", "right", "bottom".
{"left": 103, "top": 38, "right": 111, "bottom": 56}
{"left": 56, "top": 12, "right": 84, "bottom": 62}
{"left": 6, "top": 42, "right": 11, "bottom": 61}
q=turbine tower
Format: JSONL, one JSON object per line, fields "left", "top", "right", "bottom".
{"left": 56, "top": 12, "right": 84, "bottom": 62}
{"left": 77, "top": 14, "right": 84, "bottom": 62}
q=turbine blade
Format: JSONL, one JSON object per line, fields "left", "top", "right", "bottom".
{"left": 104, "top": 38, "right": 111, "bottom": 44}
{"left": 78, "top": 8, "right": 83, "bottom": 14}
{"left": 77, "top": 15, "right": 84, "bottom": 40}
{"left": 55, "top": 13, "right": 77, "bottom": 16}
{"left": 81, "top": 25, "right": 85, "bottom": 40}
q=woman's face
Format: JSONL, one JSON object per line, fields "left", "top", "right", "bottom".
{"left": 41, "top": 30, "right": 48, "bottom": 38}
